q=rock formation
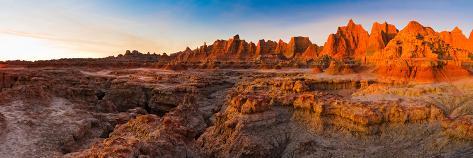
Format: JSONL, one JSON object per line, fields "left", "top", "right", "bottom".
{"left": 299, "top": 44, "right": 319, "bottom": 61}
{"left": 440, "top": 27, "right": 473, "bottom": 50}
{"left": 66, "top": 97, "right": 207, "bottom": 158}
{"left": 1, "top": 62, "right": 473, "bottom": 157}
{"left": 255, "top": 40, "right": 278, "bottom": 58}
{"left": 3, "top": 19, "right": 471, "bottom": 76}
{"left": 367, "top": 22, "right": 398, "bottom": 56}
{"left": 169, "top": 35, "right": 322, "bottom": 68}
{"left": 283, "top": 36, "right": 313, "bottom": 59}
{"left": 3, "top": 19, "right": 473, "bottom": 157}
{"left": 320, "top": 19, "right": 370, "bottom": 61}
{"left": 173, "top": 35, "right": 256, "bottom": 64}
{"left": 443, "top": 115, "right": 473, "bottom": 140}
{"left": 372, "top": 21, "right": 470, "bottom": 83}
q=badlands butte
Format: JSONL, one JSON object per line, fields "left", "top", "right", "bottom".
{"left": 1, "top": 20, "right": 473, "bottom": 157}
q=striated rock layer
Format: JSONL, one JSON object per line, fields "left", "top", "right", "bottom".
{"left": 367, "top": 22, "right": 398, "bottom": 56}
{"left": 1, "top": 67, "right": 473, "bottom": 157}
{"left": 370, "top": 21, "right": 471, "bottom": 83}
{"left": 170, "top": 35, "right": 321, "bottom": 69}
{"left": 163, "top": 20, "right": 471, "bottom": 84}
{"left": 440, "top": 27, "right": 473, "bottom": 51}
{"left": 320, "top": 20, "right": 370, "bottom": 61}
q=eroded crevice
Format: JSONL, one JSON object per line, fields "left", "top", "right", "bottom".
{"left": 2, "top": 68, "right": 473, "bottom": 158}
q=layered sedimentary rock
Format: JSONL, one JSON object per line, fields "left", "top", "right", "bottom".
{"left": 1, "top": 66, "right": 473, "bottom": 157}
{"left": 173, "top": 35, "right": 254, "bottom": 63}
{"left": 66, "top": 98, "right": 207, "bottom": 158}
{"left": 165, "top": 20, "right": 472, "bottom": 79}
{"left": 170, "top": 35, "right": 321, "bottom": 69}
{"left": 367, "top": 22, "right": 398, "bottom": 56}
{"left": 320, "top": 19, "right": 370, "bottom": 61}
{"left": 300, "top": 44, "right": 319, "bottom": 61}
{"left": 283, "top": 36, "right": 314, "bottom": 59}
{"left": 255, "top": 40, "right": 278, "bottom": 59}
{"left": 324, "top": 60, "right": 357, "bottom": 75}
{"left": 443, "top": 115, "right": 473, "bottom": 140}
{"left": 0, "top": 68, "right": 236, "bottom": 157}
{"left": 372, "top": 21, "right": 471, "bottom": 83}
{"left": 440, "top": 27, "right": 473, "bottom": 50}
{"left": 197, "top": 74, "right": 473, "bottom": 157}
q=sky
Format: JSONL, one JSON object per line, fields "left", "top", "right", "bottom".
{"left": 0, "top": 0, "right": 472, "bottom": 61}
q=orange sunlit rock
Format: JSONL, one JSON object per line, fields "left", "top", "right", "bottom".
{"left": 283, "top": 36, "right": 313, "bottom": 59}
{"left": 440, "top": 27, "right": 473, "bottom": 50}
{"left": 470, "top": 30, "right": 473, "bottom": 42}
{"left": 372, "top": 21, "right": 470, "bottom": 83}
{"left": 367, "top": 22, "right": 398, "bottom": 56}
{"left": 299, "top": 44, "right": 319, "bottom": 61}
{"left": 320, "top": 19, "right": 370, "bottom": 61}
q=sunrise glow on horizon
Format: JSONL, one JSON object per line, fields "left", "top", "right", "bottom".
{"left": 1, "top": 0, "right": 473, "bottom": 61}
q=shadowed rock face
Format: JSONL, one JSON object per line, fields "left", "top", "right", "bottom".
{"left": 255, "top": 39, "right": 278, "bottom": 57}
{"left": 367, "top": 22, "right": 398, "bottom": 56}
{"left": 0, "top": 68, "right": 235, "bottom": 157}
{"left": 283, "top": 36, "right": 313, "bottom": 59}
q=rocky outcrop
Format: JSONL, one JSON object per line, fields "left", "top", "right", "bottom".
{"left": 300, "top": 44, "right": 319, "bottom": 61}
{"left": 196, "top": 74, "right": 473, "bottom": 157}
{"left": 283, "top": 36, "right": 313, "bottom": 59}
{"left": 169, "top": 35, "right": 323, "bottom": 68}
{"left": 2, "top": 66, "right": 473, "bottom": 157}
{"left": 230, "top": 95, "right": 272, "bottom": 114}
{"left": 173, "top": 35, "right": 258, "bottom": 63}
{"left": 367, "top": 22, "right": 398, "bottom": 56}
{"left": 255, "top": 40, "right": 278, "bottom": 58}
{"left": 294, "top": 93, "right": 444, "bottom": 122}
{"left": 372, "top": 21, "right": 470, "bottom": 83}
{"left": 66, "top": 98, "right": 207, "bottom": 158}
{"left": 440, "top": 27, "right": 473, "bottom": 50}
{"left": 324, "top": 61, "right": 356, "bottom": 75}
{"left": 320, "top": 19, "right": 370, "bottom": 61}
{"left": 443, "top": 115, "right": 473, "bottom": 140}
